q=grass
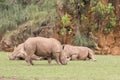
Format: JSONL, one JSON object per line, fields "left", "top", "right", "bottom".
{"left": 0, "top": 51, "right": 120, "bottom": 80}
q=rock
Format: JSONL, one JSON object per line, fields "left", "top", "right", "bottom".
{"left": 111, "top": 46, "right": 120, "bottom": 55}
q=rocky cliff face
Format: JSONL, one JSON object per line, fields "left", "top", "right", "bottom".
{"left": 95, "top": 24, "right": 120, "bottom": 55}
{"left": 0, "top": 24, "right": 55, "bottom": 52}
{"left": 0, "top": 23, "right": 120, "bottom": 55}
{"left": 0, "top": 0, "right": 120, "bottom": 55}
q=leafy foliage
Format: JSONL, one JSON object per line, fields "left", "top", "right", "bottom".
{"left": 0, "top": 0, "right": 118, "bottom": 49}
{"left": 91, "top": 1, "right": 116, "bottom": 33}
{"left": 61, "top": 13, "right": 70, "bottom": 26}
{"left": 73, "top": 33, "right": 95, "bottom": 48}
{"left": 60, "top": 13, "right": 71, "bottom": 35}
{"left": 0, "top": 0, "right": 56, "bottom": 35}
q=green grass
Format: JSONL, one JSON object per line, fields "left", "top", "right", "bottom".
{"left": 0, "top": 51, "right": 120, "bottom": 80}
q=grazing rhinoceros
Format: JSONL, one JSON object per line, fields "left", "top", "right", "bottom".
{"left": 62, "top": 44, "right": 96, "bottom": 61}
{"left": 9, "top": 43, "right": 43, "bottom": 60}
{"left": 24, "top": 37, "right": 68, "bottom": 65}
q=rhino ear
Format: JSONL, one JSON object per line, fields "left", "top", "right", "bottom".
{"left": 62, "top": 44, "right": 65, "bottom": 49}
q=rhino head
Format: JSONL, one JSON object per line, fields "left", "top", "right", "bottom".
{"left": 59, "top": 52, "right": 67, "bottom": 65}
{"left": 59, "top": 45, "right": 70, "bottom": 65}
{"left": 8, "top": 47, "right": 25, "bottom": 60}
{"left": 9, "top": 47, "right": 17, "bottom": 60}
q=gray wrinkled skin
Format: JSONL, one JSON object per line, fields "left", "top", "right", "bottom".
{"left": 62, "top": 44, "right": 96, "bottom": 61}
{"left": 24, "top": 37, "right": 67, "bottom": 66}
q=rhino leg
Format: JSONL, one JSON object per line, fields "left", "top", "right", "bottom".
{"left": 55, "top": 57, "right": 61, "bottom": 65}
{"left": 25, "top": 55, "right": 34, "bottom": 66}
{"left": 54, "top": 53, "right": 61, "bottom": 65}
{"left": 48, "top": 57, "right": 52, "bottom": 64}
{"left": 71, "top": 55, "right": 78, "bottom": 60}
{"left": 88, "top": 52, "right": 96, "bottom": 61}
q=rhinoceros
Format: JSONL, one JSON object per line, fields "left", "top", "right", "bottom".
{"left": 23, "top": 37, "right": 68, "bottom": 65}
{"left": 9, "top": 43, "right": 43, "bottom": 60}
{"left": 62, "top": 44, "right": 96, "bottom": 61}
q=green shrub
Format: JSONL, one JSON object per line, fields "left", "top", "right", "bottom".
{"left": 91, "top": 1, "right": 116, "bottom": 33}
{"left": 61, "top": 13, "right": 70, "bottom": 26}
{"left": 0, "top": 0, "right": 56, "bottom": 35}
{"left": 73, "top": 33, "right": 95, "bottom": 48}
{"left": 60, "top": 13, "right": 71, "bottom": 35}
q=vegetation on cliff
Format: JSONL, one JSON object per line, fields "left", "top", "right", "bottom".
{"left": 0, "top": 0, "right": 120, "bottom": 55}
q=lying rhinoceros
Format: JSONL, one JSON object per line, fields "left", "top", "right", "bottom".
{"left": 62, "top": 44, "right": 96, "bottom": 61}
{"left": 9, "top": 43, "right": 43, "bottom": 60}
{"left": 23, "top": 37, "right": 68, "bottom": 65}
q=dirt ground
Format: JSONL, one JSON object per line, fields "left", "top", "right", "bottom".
{"left": 0, "top": 76, "right": 19, "bottom": 80}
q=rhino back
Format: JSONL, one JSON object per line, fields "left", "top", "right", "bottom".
{"left": 24, "top": 37, "right": 61, "bottom": 57}
{"left": 64, "top": 45, "right": 79, "bottom": 57}
{"left": 78, "top": 47, "right": 89, "bottom": 58}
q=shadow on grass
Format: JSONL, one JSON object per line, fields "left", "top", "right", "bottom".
{"left": 21, "top": 62, "right": 63, "bottom": 67}
{"left": 0, "top": 76, "right": 19, "bottom": 80}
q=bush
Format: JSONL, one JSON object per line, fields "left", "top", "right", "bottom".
{"left": 91, "top": 1, "right": 116, "bottom": 33}
{"left": 73, "top": 33, "right": 95, "bottom": 48}
{"left": 0, "top": 0, "right": 56, "bottom": 35}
